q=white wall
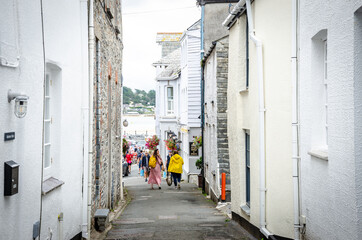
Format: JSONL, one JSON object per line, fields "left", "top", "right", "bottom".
{"left": 40, "top": 1, "right": 86, "bottom": 239}
{"left": 204, "top": 49, "right": 219, "bottom": 197}
{"left": 227, "top": 0, "right": 294, "bottom": 238}
{"left": 300, "top": 1, "right": 362, "bottom": 239}
{"left": 0, "top": 1, "right": 44, "bottom": 239}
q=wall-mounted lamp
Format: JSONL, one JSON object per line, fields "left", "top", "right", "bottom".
{"left": 8, "top": 90, "right": 29, "bottom": 118}
{"left": 123, "top": 119, "right": 128, "bottom": 127}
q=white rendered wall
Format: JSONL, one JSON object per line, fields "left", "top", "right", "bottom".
{"left": 204, "top": 49, "right": 219, "bottom": 198}
{"left": 0, "top": 1, "right": 44, "bottom": 239}
{"left": 227, "top": 0, "right": 294, "bottom": 238}
{"left": 39, "top": 1, "right": 86, "bottom": 239}
{"left": 300, "top": 1, "right": 362, "bottom": 239}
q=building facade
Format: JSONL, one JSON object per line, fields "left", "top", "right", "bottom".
{"left": 299, "top": 0, "right": 362, "bottom": 239}
{"left": 203, "top": 36, "right": 230, "bottom": 202}
{"left": 0, "top": 0, "right": 89, "bottom": 239}
{"left": 224, "top": 0, "right": 295, "bottom": 239}
{"left": 154, "top": 33, "right": 181, "bottom": 161}
{"left": 91, "top": 0, "right": 123, "bottom": 221}
{"left": 154, "top": 45, "right": 181, "bottom": 161}
{"left": 179, "top": 21, "right": 202, "bottom": 180}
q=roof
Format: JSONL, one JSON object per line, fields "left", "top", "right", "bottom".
{"left": 187, "top": 19, "right": 201, "bottom": 31}
{"left": 153, "top": 48, "right": 180, "bottom": 65}
{"left": 156, "top": 33, "right": 183, "bottom": 43}
{"left": 153, "top": 48, "right": 181, "bottom": 80}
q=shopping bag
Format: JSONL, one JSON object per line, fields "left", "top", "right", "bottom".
{"left": 163, "top": 171, "right": 166, "bottom": 178}
{"left": 140, "top": 169, "right": 144, "bottom": 177}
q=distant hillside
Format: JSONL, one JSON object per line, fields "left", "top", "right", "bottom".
{"left": 123, "top": 86, "right": 155, "bottom": 106}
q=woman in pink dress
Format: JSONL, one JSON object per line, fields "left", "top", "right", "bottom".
{"left": 148, "top": 149, "right": 163, "bottom": 190}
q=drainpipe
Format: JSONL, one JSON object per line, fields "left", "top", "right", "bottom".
{"left": 87, "top": 0, "right": 94, "bottom": 238}
{"left": 80, "top": 0, "right": 89, "bottom": 238}
{"left": 201, "top": 4, "right": 206, "bottom": 194}
{"left": 291, "top": 0, "right": 302, "bottom": 239}
{"left": 245, "top": 0, "right": 272, "bottom": 237}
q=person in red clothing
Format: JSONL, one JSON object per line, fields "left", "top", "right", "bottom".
{"left": 126, "top": 151, "right": 132, "bottom": 174}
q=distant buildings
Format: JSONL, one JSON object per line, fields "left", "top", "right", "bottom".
{"left": 154, "top": 33, "right": 181, "bottom": 162}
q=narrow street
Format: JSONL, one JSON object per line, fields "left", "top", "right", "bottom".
{"left": 106, "top": 165, "right": 255, "bottom": 240}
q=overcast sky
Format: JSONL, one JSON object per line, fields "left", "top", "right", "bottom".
{"left": 122, "top": 0, "right": 201, "bottom": 91}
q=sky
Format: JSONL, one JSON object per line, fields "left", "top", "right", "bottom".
{"left": 122, "top": 0, "right": 201, "bottom": 91}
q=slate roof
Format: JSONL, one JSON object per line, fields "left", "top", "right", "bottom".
{"left": 153, "top": 48, "right": 181, "bottom": 80}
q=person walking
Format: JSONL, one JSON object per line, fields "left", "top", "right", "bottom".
{"left": 148, "top": 149, "right": 163, "bottom": 190}
{"left": 168, "top": 150, "right": 184, "bottom": 190}
{"left": 141, "top": 150, "right": 150, "bottom": 182}
{"left": 126, "top": 151, "right": 132, "bottom": 174}
{"left": 138, "top": 150, "right": 143, "bottom": 174}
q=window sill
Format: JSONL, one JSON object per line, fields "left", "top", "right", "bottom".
{"left": 308, "top": 147, "right": 328, "bottom": 161}
{"left": 240, "top": 204, "right": 250, "bottom": 216}
{"left": 42, "top": 177, "right": 64, "bottom": 195}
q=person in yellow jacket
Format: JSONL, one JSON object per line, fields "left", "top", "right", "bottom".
{"left": 168, "top": 150, "right": 184, "bottom": 189}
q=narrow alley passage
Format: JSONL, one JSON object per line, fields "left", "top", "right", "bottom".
{"left": 106, "top": 166, "right": 255, "bottom": 240}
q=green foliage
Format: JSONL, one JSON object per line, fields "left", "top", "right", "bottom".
{"left": 123, "top": 86, "right": 155, "bottom": 106}
{"left": 195, "top": 156, "right": 203, "bottom": 170}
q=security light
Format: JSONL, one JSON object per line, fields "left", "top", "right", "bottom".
{"left": 8, "top": 89, "right": 29, "bottom": 118}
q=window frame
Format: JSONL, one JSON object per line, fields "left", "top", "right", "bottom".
{"left": 245, "top": 130, "right": 250, "bottom": 207}
{"left": 44, "top": 74, "right": 51, "bottom": 169}
{"left": 166, "top": 86, "right": 174, "bottom": 115}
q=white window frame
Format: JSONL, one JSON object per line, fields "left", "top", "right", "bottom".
{"left": 167, "top": 86, "right": 174, "bottom": 115}
{"left": 44, "top": 74, "right": 51, "bottom": 169}
{"left": 324, "top": 40, "right": 328, "bottom": 147}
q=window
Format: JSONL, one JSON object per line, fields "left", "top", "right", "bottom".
{"left": 324, "top": 41, "right": 328, "bottom": 146}
{"left": 44, "top": 74, "right": 51, "bottom": 168}
{"left": 310, "top": 29, "right": 328, "bottom": 155}
{"left": 245, "top": 131, "right": 250, "bottom": 206}
{"left": 167, "top": 87, "right": 174, "bottom": 115}
{"left": 246, "top": 16, "right": 249, "bottom": 88}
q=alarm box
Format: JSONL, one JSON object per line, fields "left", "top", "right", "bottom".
{"left": 4, "top": 161, "right": 19, "bottom": 196}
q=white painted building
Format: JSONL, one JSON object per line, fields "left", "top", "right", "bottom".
{"left": 154, "top": 47, "right": 181, "bottom": 161}
{"left": 224, "top": 1, "right": 295, "bottom": 239}
{"left": 299, "top": 1, "right": 362, "bottom": 239}
{"left": 179, "top": 20, "right": 202, "bottom": 180}
{"left": 0, "top": 1, "right": 88, "bottom": 239}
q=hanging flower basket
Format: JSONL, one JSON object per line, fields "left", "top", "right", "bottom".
{"left": 145, "top": 135, "right": 160, "bottom": 151}
{"left": 193, "top": 136, "right": 202, "bottom": 150}
{"left": 164, "top": 138, "right": 181, "bottom": 151}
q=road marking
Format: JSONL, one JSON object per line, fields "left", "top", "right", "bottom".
{"left": 158, "top": 215, "right": 177, "bottom": 220}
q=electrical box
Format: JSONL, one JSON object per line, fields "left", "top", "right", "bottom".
{"left": 4, "top": 161, "right": 19, "bottom": 196}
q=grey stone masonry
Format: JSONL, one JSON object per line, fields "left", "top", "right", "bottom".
{"left": 216, "top": 37, "right": 230, "bottom": 187}
{"left": 91, "top": 0, "right": 123, "bottom": 229}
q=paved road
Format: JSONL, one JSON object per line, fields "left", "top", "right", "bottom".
{"left": 106, "top": 165, "right": 255, "bottom": 240}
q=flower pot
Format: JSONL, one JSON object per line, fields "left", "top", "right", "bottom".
{"left": 198, "top": 174, "right": 203, "bottom": 188}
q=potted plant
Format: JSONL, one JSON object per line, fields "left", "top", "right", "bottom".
{"left": 195, "top": 156, "right": 204, "bottom": 188}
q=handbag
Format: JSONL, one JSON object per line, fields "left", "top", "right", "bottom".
{"left": 166, "top": 172, "right": 172, "bottom": 186}
{"left": 163, "top": 171, "right": 167, "bottom": 178}
{"left": 161, "top": 164, "right": 165, "bottom": 171}
{"left": 140, "top": 169, "right": 144, "bottom": 177}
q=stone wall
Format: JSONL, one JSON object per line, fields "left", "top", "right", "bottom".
{"left": 215, "top": 38, "right": 230, "bottom": 192}
{"left": 92, "top": 0, "right": 123, "bottom": 221}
